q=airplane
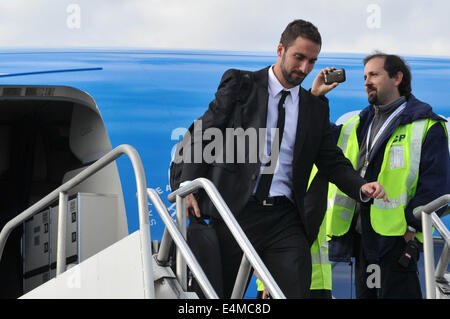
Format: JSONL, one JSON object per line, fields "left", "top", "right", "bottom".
{"left": 0, "top": 48, "right": 448, "bottom": 299}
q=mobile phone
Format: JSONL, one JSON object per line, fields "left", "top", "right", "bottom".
{"left": 324, "top": 68, "right": 346, "bottom": 85}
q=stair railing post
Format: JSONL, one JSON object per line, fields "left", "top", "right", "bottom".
{"left": 56, "top": 191, "right": 68, "bottom": 276}
{"left": 176, "top": 194, "right": 187, "bottom": 290}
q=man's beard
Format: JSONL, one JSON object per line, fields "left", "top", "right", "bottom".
{"left": 368, "top": 94, "right": 378, "bottom": 105}
{"left": 367, "top": 87, "right": 378, "bottom": 104}
{"left": 281, "top": 67, "right": 306, "bottom": 87}
{"left": 280, "top": 53, "right": 306, "bottom": 87}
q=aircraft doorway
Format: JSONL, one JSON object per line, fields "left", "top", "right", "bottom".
{"left": 0, "top": 86, "right": 127, "bottom": 298}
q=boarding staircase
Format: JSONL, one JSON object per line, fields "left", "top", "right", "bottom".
{"left": 1, "top": 144, "right": 448, "bottom": 299}
{"left": 414, "top": 195, "right": 450, "bottom": 299}
{"left": 0, "top": 144, "right": 284, "bottom": 299}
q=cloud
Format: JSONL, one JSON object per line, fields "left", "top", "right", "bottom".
{"left": 0, "top": 0, "right": 449, "bottom": 57}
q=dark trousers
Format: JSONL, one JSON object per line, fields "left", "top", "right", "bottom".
{"left": 355, "top": 234, "right": 422, "bottom": 299}
{"left": 211, "top": 196, "right": 311, "bottom": 299}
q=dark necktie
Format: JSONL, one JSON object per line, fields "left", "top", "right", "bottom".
{"left": 254, "top": 90, "right": 290, "bottom": 201}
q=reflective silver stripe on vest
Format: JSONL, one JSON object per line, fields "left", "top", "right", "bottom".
{"left": 339, "top": 116, "right": 359, "bottom": 153}
{"left": 334, "top": 193, "right": 356, "bottom": 210}
{"left": 407, "top": 119, "right": 426, "bottom": 191}
{"left": 311, "top": 236, "right": 330, "bottom": 265}
{"left": 327, "top": 198, "right": 334, "bottom": 210}
{"left": 339, "top": 209, "right": 353, "bottom": 221}
{"left": 373, "top": 193, "right": 408, "bottom": 209}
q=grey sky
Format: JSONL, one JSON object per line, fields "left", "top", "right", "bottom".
{"left": 0, "top": 0, "right": 449, "bottom": 57}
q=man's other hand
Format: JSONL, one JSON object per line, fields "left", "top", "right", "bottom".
{"left": 186, "top": 193, "right": 201, "bottom": 218}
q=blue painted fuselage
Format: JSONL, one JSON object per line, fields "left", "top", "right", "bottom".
{"left": 1, "top": 49, "right": 448, "bottom": 298}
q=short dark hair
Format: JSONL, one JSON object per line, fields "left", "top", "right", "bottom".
{"left": 280, "top": 19, "right": 322, "bottom": 49}
{"left": 363, "top": 52, "right": 412, "bottom": 97}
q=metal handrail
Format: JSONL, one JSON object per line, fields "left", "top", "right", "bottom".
{"left": 167, "top": 177, "right": 286, "bottom": 299}
{"left": 414, "top": 194, "right": 450, "bottom": 299}
{"left": 147, "top": 188, "right": 219, "bottom": 298}
{"left": 413, "top": 194, "right": 450, "bottom": 219}
{"left": 0, "top": 144, "right": 155, "bottom": 299}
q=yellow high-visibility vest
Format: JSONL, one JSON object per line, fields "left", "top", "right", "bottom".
{"left": 310, "top": 214, "right": 332, "bottom": 290}
{"left": 308, "top": 166, "right": 332, "bottom": 291}
{"left": 326, "top": 115, "right": 447, "bottom": 242}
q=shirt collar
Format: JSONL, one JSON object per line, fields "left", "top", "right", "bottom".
{"left": 268, "top": 65, "right": 300, "bottom": 103}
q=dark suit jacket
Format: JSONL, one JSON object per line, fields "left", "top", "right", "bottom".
{"left": 181, "top": 67, "right": 366, "bottom": 242}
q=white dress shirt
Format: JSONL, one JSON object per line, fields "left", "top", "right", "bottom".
{"left": 253, "top": 66, "right": 299, "bottom": 202}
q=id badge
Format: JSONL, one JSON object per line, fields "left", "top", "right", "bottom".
{"left": 389, "top": 145, "right": 404, "bottom": 169}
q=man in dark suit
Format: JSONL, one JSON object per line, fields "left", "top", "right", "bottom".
{"left": 180, "top": 19, "right": 388, "bottom": 298}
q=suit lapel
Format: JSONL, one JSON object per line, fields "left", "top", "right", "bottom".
{"left": 253, "top": 67, "right": 270, "bottom": 130}
{"left": 293, "top": 87, "right": 311, "bottom": 164}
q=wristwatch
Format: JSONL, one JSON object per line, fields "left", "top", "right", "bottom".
{"left": 407, "top": 226, "right": 416, "bottom": 232}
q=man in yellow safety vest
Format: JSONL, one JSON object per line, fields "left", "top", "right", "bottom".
{"left": 312, "top": 53, "right": 449, "bottom": 298}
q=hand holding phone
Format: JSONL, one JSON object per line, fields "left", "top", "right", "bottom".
{"left": 324, "top": 68, "right": 346, "bottom": 85}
